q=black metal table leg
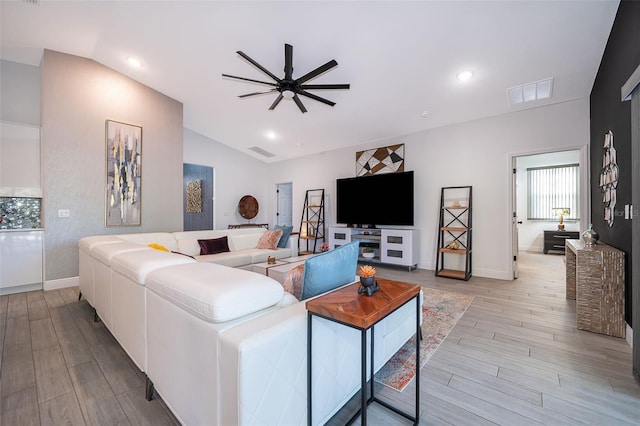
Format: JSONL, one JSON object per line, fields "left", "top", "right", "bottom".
{"left": 307, "top": 312, "right": 312, "bottom": 426}
{"left": 415, "top": 295, "right": 420, "bottom": 424}
{"left": 361, "top": 327, "right": 367, "bottom": 425}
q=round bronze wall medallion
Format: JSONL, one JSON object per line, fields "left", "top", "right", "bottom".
{"left": 238, "top": 195, "right": 259, "bottom": 219}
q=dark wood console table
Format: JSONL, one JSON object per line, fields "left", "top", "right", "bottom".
{"left": 306, "top": 279, "right": 421, "bottom": 425}
{"left": 227, "top": 223, "right": 268, "bottom": 229}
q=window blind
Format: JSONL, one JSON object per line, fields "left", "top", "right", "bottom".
{"left": 527, "top": 164, "right": 579, "bottom": 220}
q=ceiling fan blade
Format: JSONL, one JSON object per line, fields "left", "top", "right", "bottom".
{"left": 300, "top": 83, "right": 350, "bottom": 90}
{"left": 269, "top": 94, "right": 284, "bottom": 110}
{"left": 222, "top": 74, "right": 277, "bottom": 87}
{"left": 298, "top": 90, "right": 336, "bottom": 107}
{"left": 295, "top": 59, "right": 338, "bottom": 84}
{"left": 293, "top": 94, "right": 308, "bottom": 113}
{"left": 284, "top": 44, "right": 293, "bottom": 80}
{"left": 239, "top": 89, "right": 278, "bottom": 98}
{"left": 236, "top": 51, "right": 280, "bottom": 82}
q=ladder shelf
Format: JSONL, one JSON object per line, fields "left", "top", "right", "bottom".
{"left": 435, "top": 186, "right": 472, "bottom": 280}
{"left": 298, "top": 189, "right": 325, "bottom": 254}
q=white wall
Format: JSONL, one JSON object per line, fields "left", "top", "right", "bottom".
{"left": 0, "top": 59, "right": 40, "bottom": 126}
{"left": 266, "top": 97, "right": 590, "bottom": 280}
{"left": 41, "top": 50, "right": 184, "bottom": 280}
{"left": 183, "top": 128, "right": 270, "bottom": 229}
{"left": 516, "top": 150, "right": 583, "bottom": 252}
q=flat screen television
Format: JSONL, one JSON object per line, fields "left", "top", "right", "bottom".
{"left": 336, "top": 171, "right": 414, "bottom": 227}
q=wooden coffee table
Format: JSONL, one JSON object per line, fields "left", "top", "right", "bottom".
{"left": 306, "top": 278, "right": 421, "bottom": 425}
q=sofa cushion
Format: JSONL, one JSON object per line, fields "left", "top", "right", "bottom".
{"left": 111, "top": 249, "right": 196, "bottom": 284}
{"left": 78, "top": 235, "right": 123, "bottom": 252}
{"left": 228, "top": 232, "right": 264, "bottom": 251}
{"left": 198, "top": 236, "right": 230, "bottom": 255}
{"left": 173, "top": 230, "right": 228, "bottom": 256}
{"left": 282, "top": 264, "right": 305, "bottom": 299}
{"left": 91, "top": 241, "right": 152, "bottom": 266}
{"left": 116, "top": 232, "right": 179, "bottom": 252}
{"left": 300, "top": 241, "right": 360, "bottom": 300}
{"left": 196, "top": 252, "right": 252, "bottom": 267}
{"left": 273, "top": 225, "right": 294, "bottom": 248}
{"left": 256, "top": 229, "right": 283, "bottom": 250}
{"left": 145, "top": 262, "right": 284, "bottom": 323}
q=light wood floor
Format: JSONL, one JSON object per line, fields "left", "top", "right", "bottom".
{"left": 329, "top": 251, "right": 640, "bottom": 425}
{"left": 2, "top": 252, "right": 639, "bottom": 425}
{"left": 0, "top": 286, "right": 179, "bottom": 425}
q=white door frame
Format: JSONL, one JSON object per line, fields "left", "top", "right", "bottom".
{"left": 508, "top": 144, "right": 590, "bottom": 279}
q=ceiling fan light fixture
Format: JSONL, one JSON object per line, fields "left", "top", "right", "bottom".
{"left": 222, "top": 43, "right": 349, "bottom": 113}
{"left": 282, "top": 90, "right": 295, "bottom": 100}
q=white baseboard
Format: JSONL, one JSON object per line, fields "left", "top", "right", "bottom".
{"left": 627, "top": 323, "right": 633, "bottom": 348}
{"left": 0, "top": 283, "right": 43, "bottom": 296}
{"left": 44, "top": 276, "right": 79, "bottom": 291}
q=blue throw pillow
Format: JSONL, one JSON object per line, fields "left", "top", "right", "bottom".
{"left": 274, "top": 225, "right": 294, "bottom": 248}
{"left": 300, "top": 241, "right": 360, "bottom": 300}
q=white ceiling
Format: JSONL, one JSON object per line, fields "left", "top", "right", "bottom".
{"left": 1, "top": 0, "right": 619, "bottom": 162}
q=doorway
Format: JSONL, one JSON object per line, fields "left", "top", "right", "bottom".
{"left": 510, "top": 147, "right": 589, "bottom": 278}
{"left": 276, "top": 182, "right": 293, "bottom": 227}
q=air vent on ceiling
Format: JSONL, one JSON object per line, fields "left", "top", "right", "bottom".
{"left": 508, "top": 78, "right": 553, "bottom": 106}
{"left": 248, "top": 146, "right": 275, "bottom": 158}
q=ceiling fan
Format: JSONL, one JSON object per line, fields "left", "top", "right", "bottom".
{"left": 222, "top": 43, "right": 350, "bottom": 113}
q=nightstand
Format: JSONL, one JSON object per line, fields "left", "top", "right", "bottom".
{"left": 543, "top": 230, "right": 580, "bottom": 254}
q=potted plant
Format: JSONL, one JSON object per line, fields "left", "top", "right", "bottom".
{"left": 358, "top": 265, "right": 379, "bottom": 296}
{"left": 362, "top": 247, "right": 375, "bottom": 258}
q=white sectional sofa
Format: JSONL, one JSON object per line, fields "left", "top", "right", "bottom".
{"left": 77, "top": 229, "right": 421, "bottom": 425}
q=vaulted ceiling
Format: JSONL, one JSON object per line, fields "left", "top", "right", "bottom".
{"left": 1, "top": 1, "right": 619, "bottom": 162}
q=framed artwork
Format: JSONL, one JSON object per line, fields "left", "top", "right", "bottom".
{"left": 105, "top": 120, "right": 142, "bottom": 226}
{"left": 356, "top": 143, "right": 404, "bottom": 176}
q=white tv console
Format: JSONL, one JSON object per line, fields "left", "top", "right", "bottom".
{"left": 328, "top": 226, "right": 419, "bottom": 270}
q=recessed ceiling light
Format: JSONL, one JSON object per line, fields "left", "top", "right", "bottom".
{"left": 265, "top": 131, "right": 277, "bottom": 140}
{"left": 127, "top": 57, "right": 143, "bottom": 68}
{"left": 456, "top": 70, "right": 474, "bottom": 82}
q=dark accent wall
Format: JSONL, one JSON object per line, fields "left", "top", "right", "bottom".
{"left": 590, "top": 0, "right": 640, "bottom": 325}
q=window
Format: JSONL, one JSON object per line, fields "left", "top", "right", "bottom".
{"left": 527, "top": 164, "right": 579, "bottom": 220}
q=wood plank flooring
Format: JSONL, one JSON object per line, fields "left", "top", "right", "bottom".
{"left": 0, "top": 287, "right": 178, "bottom": 425}
{"left": 2, "top": 252, "right": 639, "bottom": 425}
{"left": 328, "top": 252, "right": 640, "bottom": 425}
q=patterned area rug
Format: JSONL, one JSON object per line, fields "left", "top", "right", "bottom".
{"left": 374, "top": 288, "right": 474, "bottom": 392}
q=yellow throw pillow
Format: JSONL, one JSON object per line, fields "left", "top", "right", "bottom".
{"left": 148, "top": 243, "right": 169, "bottom": 252}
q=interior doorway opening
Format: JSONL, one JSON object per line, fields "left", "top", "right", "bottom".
{"left": 276, "top": 182, "right": 293, "bottom": 227}
{"left": 511, "top": 147, "right": 589, "bottom": 279}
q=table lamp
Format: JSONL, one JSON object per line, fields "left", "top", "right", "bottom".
{"left": 553, "top": 207, "right": 570, "bottom": 231}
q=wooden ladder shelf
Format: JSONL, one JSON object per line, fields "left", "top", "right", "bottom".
{"left": 435, "top": 186, "right": 473, "bottom": 280}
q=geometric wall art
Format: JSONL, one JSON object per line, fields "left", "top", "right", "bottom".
{"left": 355, "top": 143, "right": 404, "bottom": 176}
{"left": 105, "top": 120, "right": 142, "bottom": 226}
{"left": 599, "top": 130, "right": 618, "bottom": 227}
